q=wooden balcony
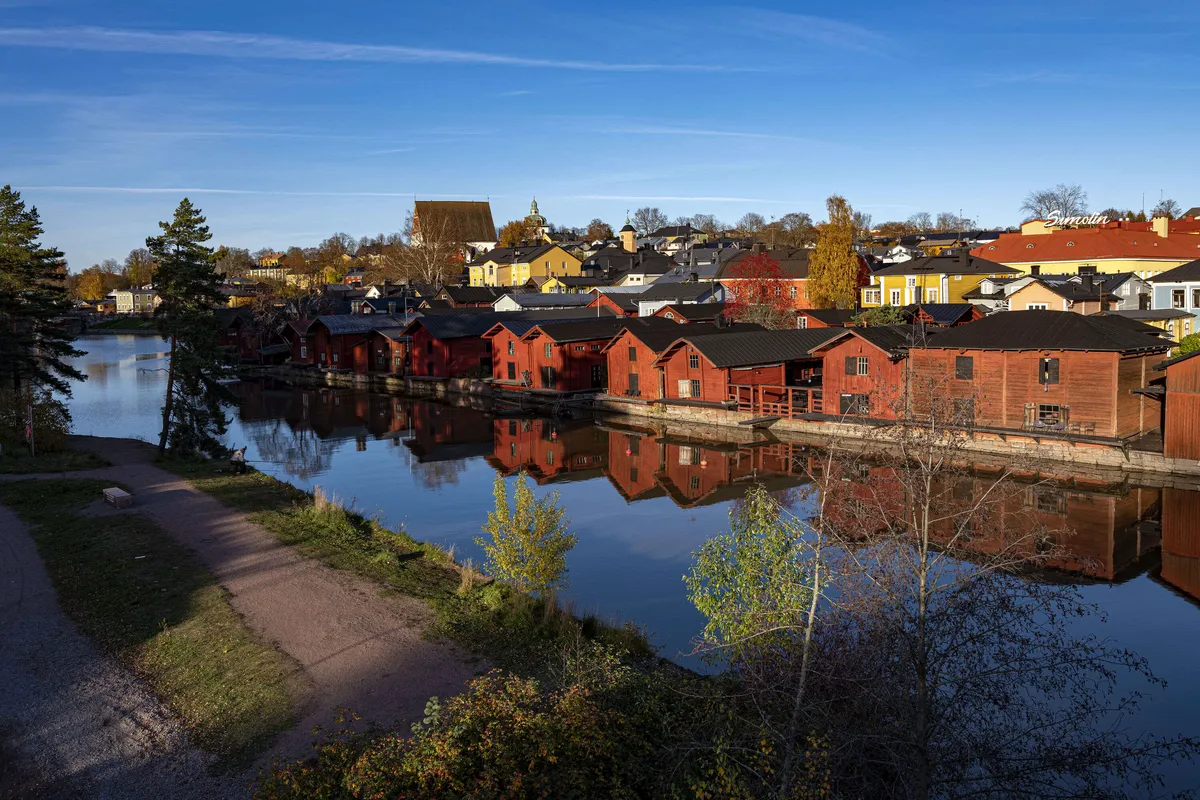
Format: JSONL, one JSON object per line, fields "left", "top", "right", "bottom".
{"left": 728, "top": 384, "right": 823, "bottom": 419}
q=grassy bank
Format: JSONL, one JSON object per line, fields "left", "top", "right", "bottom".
{"left": 163, "top": 461, "right": 651, "bottom": 673}
{"left": 0, "top": 447, "right": 109, "bottom": 474}
{"left": 0, "top": 478, "right": 295, "bottom": 766}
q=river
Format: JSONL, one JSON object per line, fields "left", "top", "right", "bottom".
{"left": 65, "top": 334, "right": 1200, "bottom": 784}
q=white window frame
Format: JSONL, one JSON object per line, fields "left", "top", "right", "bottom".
{"left": 677, "top": 379, "right": 692, "bottom": 398}
{"left": 1026, "top": 303, "right": 1049, "bottom": 310}
{"left": 300, "top": 345, "right": 307, "bottom": 359}
{"left": 889, "top": 289, "right": 902, "bottom": 306}
{"left": 856, "top": 356, "right": 869, "bottom": 376}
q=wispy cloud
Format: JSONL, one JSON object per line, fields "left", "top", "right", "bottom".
{"left": 611, "top": 125, "right": 810, "bottom": 143}
{"left": 974, "top": 69, "right": 1076, "bottom": 87}
{"left": 497, "top": 89, "right": 534, "bottom": 97}
{"left": 569, "top": 194, "right": 796, "bottom": 205}
{"left": 730, "top": 8, "right": 887, "bottom": 54}
{"left": 364, "top": 147, "right": 415, "bottom": 156}
{"left": 0, "top": 26, "right": 735, "bottom": 72}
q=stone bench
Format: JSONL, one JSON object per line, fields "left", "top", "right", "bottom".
{"left": 103, "top": 487, "right": 132, "bottom": 509}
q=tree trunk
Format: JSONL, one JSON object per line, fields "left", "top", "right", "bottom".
{"left": 158, "top": 334, "right": 177, "bottom": 455}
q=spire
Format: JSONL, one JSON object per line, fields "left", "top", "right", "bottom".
{"left": 530, "top": 197, "right": 539, "bottom": 215}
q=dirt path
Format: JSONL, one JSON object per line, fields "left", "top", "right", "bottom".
{"left": 1, "top": 436, "right": 481, "bottom": 791}
{"left": 0, "top": 503, "right": 245, "bottom": 799}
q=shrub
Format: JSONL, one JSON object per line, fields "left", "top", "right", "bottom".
{"left": 0, "top": 388, "right": 71, "bottom": 452}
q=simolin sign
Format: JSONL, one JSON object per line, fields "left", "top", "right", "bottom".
{"left": 1044, "top": 210, "right": 1110, "bottom": 228}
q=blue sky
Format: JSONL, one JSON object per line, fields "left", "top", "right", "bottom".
{"left": 2, "top": 1, "right": 1198, "bottom": 269}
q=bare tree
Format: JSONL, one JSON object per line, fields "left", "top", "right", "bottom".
{"left": 686, "top": 362, "right": 1198, "bottom": 799}
{"left": 212, "top": 246, "right": 254, "bottom": 276}
{"left": 907, "top": 212, "right": 934, "bottom": 232}
{"left": 851, "top": 210, "right": 873, "bottom": 239}
{"left": 398, "top": 210, "right": 463, "bottom": 286}
{"left": 585, "top": 218, "right": 614, "bottom": 240}
{"left": 690, "top": 213, "right": 725, "bottom": 237}
{"left": 1021, "top": 183, "right": 1088, "bottom": 221}
{"left": 1153, "top": 197, "right": 1183, "bottom": 220}
{"left": 123, "top": 247, "right": 157, "bottom": 287}
{"left": 736, "top": 212, "right": 766, "bottom": 237}
{"left": 934, "top": 211, "right": 975, "bottom": 232}
{"left": 632, "top": 206, "right": 669, "bottom": 235}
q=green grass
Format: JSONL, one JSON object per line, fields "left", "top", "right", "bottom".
{"left": 0, "top": 447, "right": 109, "bottom": 474}
{"left": 161, "top": 461, "right": 654, "bottom": 673}
{"left": 0, "top": 479, "right": 295, "bottom": 766}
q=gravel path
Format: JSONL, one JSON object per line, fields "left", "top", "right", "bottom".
{"left": 0, "top": 503, "right": 245, "bottom": 799}
{"left": 0, "top": 436, "right": 481, "bottom": 797}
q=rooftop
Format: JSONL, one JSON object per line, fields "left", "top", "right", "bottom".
{"left": 657, "top": 328, "right": 843, "bottom": 368}
{"left": 918, "top": 310, "right": 1171, "bottom": 353}
{"left": 975, "top": 228, "right": 1200, "bottom": 264}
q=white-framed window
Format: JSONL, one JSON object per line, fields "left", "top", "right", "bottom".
{"left": 906, "top": 277, "right": 917, "bottom": 289}
{"left": 789, "top": 285, "right": 797, "bottom": 300}
{"left": 1026, "top": 303, "right": 1049, "bottom": 310}
{"left": 1186, "top": 319, "right": 1193, "bottom": 336}
{"left": 300, "top": 345, "right": 307, "bottom": 359}
{"left": 890, "top": 289, "right": 902, "bottom": 306}
{"left": 332, "top": 353, "right": 339, "bottom": 363}
{"left": 864, "top": 289, "right": 881, "bottom": 304}
{"left": 857, "top": 356, "right": 869, "bottom": 375}
{"left": 926, "top": 288, "right": 939, "bottom": 303}
{"left": 507, "top": 341, "right": 514, "bottom": 355}
{"left": 677, "top": 379, "right": 692, "bottom": 398}
{"left": 1173, "top": 289, "right": 1186, "bottom": 309}
{"left": 688, "top": 353, "right": 700, "bottom": 369}
{"left": 798, "top": 316, "right": 808, "bottom": 329}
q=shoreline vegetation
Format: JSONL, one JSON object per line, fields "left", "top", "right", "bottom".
{"left": 0, "top": 477, "right": 296, "bottom": 767}
{"left": 85, "top": 317, "right": 159, "bottom": 333}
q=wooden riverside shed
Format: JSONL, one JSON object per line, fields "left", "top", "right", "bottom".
{"left": 653, "top": 328, "right": 842, "bottom": 411}
{"left": 1153, "top": 349, "right": 1200, "bottom": 460}
{"left": 603, "top": 320, "right": 763, "bottom": 399}
{"left": 811, "top": 325, "right": 930, "bottom": 419}
{"left": 481, "top": 308, "right": 621, "bottom": 386}
{"left": 906, "top": 310, "right": 1170, "bottom": 438}
{"left": 517, "top": 317, "right": 677, "bottom": 392}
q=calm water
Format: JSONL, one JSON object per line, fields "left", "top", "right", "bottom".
{"left": 66, "top": 335, "right": 1200, "bottom": 782}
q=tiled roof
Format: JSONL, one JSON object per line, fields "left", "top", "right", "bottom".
{"left": 414, "top": 200, "right": 496, "bottom": 243}
{"left": 974, "top": 228, "right": 1200, "bottom": 264}
{"left": 870, "top": 253, "right": 1018, "bottom": 277}
{"left": 918, "top": 310, "right": 1170, "bottom": 353}
{"left": 1145, "top": 259, "right": 1200, "bottom": 283}
{"left": 658, "top": 328, "right": 843, "bottom": 368}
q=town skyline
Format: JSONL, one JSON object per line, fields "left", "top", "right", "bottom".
{"left": 4, "top": 0, "right": 1199, "bottom": 268}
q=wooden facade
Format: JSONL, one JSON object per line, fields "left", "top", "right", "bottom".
{"left": 589, "top": 293, "right": 638, "bottom": 317}
{"left": 656, "top": 342, "right": 743, "bottom": 403}
{"left": 365, "top": 329, "right": 409, "bottom": 375}
{"left": 483, "top": 324, "right": 536, "bottom": 385}
{"left": 312, "top": 322, "right": 369, "bottom": 373}
{"left": 1159, "top": 351, "right": 1200, "bottom": 459}
{"left": 812, "top": 332, "right": 908, "bottom": 419}
{"left": 407, "top": 323, "right": 493, "bottom": 378}
{"left": 604, "top": 328, "right": 663, "bottom": 399}
{"left": 908, "top": 348, "right": 1165, "bottom": 439}
{"left": 286, "top": 321, "right": 316, "bottom": 365}
{"left": 519, "top": 327, "right": 611, "bottom": 391}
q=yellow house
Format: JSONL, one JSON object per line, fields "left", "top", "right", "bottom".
{"left": 467, "top": 243, "right": 582, "bottom": 287}
{"left": 972, "top": 219, "right": 1200, "bottom": 279}
{"left": 861, "top": 253, "right": 1020, "bottom": 308}
{"left": 539, "top": 276, "right": 605, "bottom": 293}
{"left": 1091, "top": 309, "right": 1193, "bottom": 343}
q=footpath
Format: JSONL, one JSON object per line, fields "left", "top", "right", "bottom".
{"left": 0, "top": 436, "right": 479, "bottom": 797}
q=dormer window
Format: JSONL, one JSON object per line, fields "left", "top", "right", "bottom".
{"left": 1026, "top": 244, "right": 1034, "bottom": 249}
{"left": 1067, "top": 242, "right": 1075, "bottom": 247}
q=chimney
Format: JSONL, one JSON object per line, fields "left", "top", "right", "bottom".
{"left": 1081, "top": 274, "right": 1094, "bottom": 293}
{"left": 1031, "top": 264, "right": 1041, "bottom": 276}
{"left": 689, "top": 249, "right": 697, "bottom": 268}
{"left": 1152, "top": 216, "right": 1169, "bottom": 238}
{"left": 958, "top": 247, "right": 968, "bottom": 267}
{"left": 388, "top": 301, "right": 397, "bottom": 315}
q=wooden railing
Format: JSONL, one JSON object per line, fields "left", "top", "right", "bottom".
{"left": 728, "top": 385, "right": 823, "bottom": 419}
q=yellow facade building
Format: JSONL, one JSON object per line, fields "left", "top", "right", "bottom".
{"left": 861, "top": 253, "right": 1020, "bottom": 308}
{"left": 467, "top": 243, "right": 582, "bottom": 287}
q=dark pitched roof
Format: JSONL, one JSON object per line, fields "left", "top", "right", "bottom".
{"left": 657, "top": 302, "right": 727, "bottom": 321}
{"left": 798, "top": 308, "right": 856, "bottom": 325}
{"left": 414, "top": 200, "right": 496, "bottom": 243}
{"left": 609, "top": 320, "right": 764, "bottom": 354}
{"left": 313, "top": 314, "right": 401, "bottom": 335}
{"left": 1018, "top": 279, "right": 1109, "bottom": 302}
{"left": 1145, "top": 259, "right": 1200, "bottom": 283}
{"left": 907, "top": 303, "right": 977, "bottom": 325}
{"left": 501, "top": 293, "right": 594, "bottom": 308}
{"left": 1154, "top": 348, "right": 1200, "bottom": 371}
{"left": 1093, "top": 309, "right": 1191, "bottom": 321}
{"left": 870, "top": 253, "right": 1019, "bottom": 277}
{"left": 1086, "top": 313, "right": 1170, "bottom": 336}
{"left": 918, "top": 310, "right": 1171, "bottom": 353}
{"left": 637, "top": 282, "right": 719, "bottom": 302}
{"left": 525, "top": 317, "right": 677, "bottom": 344}
{"left": 660, "top": 328, "right": 844, "bottom": 368}
{"left": 834, "top": 325, "right": 935, "bottom": 356}
{"left": 441, "top": 285, "right": 520, "bottom": 304}
{"left": 406, "top": 308, "right": 617, "bottom": 340}
{"left": 650, "top": 225, "right": 699, "bottom": 237}
{"left": 720, "top": 247, "right": 812, "bottom": 280}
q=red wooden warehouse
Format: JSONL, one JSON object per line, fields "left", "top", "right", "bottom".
{"left": 811, "top": 325, "right": 926, "bottom": 419}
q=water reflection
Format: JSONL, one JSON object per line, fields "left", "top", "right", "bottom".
{"left": 225, "top": 380, "right": 1189, "bottom": 604}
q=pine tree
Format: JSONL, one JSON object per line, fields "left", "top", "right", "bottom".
{"left": 807, "top": 195, "right": 860, "bottom": 309}
{"left": 0, "top": 185, "right": 84, "bottom": 396}
{"left": 147, "top": 198, "right": 231, "bottom": 457}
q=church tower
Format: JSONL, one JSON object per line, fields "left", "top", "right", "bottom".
{"left": 525, "top": 198, "right": 549, "bottom": 241}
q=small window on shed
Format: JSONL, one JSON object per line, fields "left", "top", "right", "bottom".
{"left": 955, "top": 356, "right": 974, "bottom": 380}
{"left": 628, "top": 346, "right": 637, "bottom": 362}
{"left": 689, "top": 353, "right": 700, "bottom": 369}
{"left": 544, "top": 342, "right": 552, "bottom": 358}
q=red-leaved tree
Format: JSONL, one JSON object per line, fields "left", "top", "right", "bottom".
{"left": 722, "top": 252, "right": 796, "bottom": 329}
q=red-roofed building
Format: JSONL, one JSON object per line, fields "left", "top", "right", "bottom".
{"left": 972, "top": 220, "right": 1200, "bottom": 279}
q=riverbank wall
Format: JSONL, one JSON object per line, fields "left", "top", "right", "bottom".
{"left": 245, "top": 365, "right": 1200, "bottom": 483}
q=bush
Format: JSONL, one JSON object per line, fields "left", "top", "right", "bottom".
{"left": 255, "top": 644, "right": 696, "bottom": 800}
{"left": 0, "top": 389, "right": 71, "bottom": 453}
{"left": 1175, "top": 332, "right": 1200, "bottom": 357}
